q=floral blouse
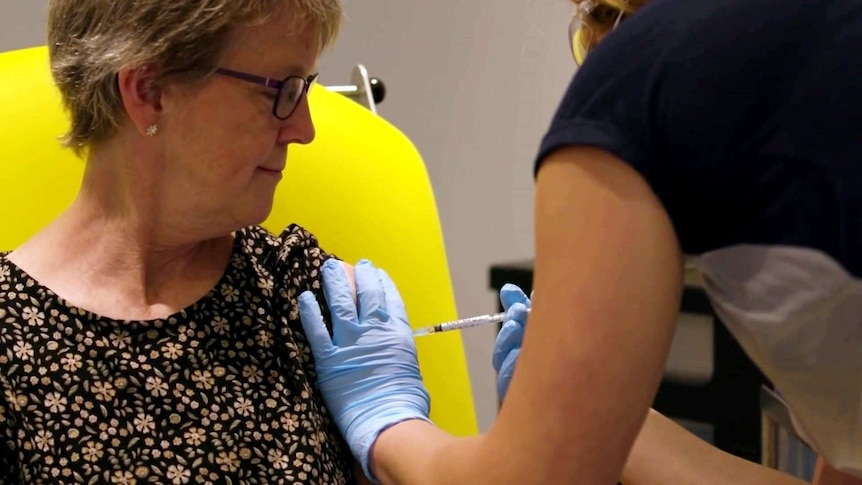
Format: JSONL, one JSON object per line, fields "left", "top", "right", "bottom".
{"left": 0, "top": 225, "right": 354, "bottom": 484}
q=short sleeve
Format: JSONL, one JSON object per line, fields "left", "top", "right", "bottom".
{"left": 269, "top": 224, "right": 339, "bottom": 338}
{"left": 245, "top": 223, "right": 349, "bottom": 387}
{"left": 534, "top": 0, "right": 818, "bottom": 253}
{"left": 264, "top": 224, "right": 356, "bottom": 468}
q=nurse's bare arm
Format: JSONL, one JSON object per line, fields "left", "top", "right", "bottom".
{"left": 370, "top": 146, "right": 685, "bottom": 484}
{"left": 813, "top": 459, "right": 862, "bottom": 485}
{"left": 623, "top": 409, "right": 806, "bottom": 485}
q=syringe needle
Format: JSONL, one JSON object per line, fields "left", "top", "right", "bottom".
{"left": 413, "top": 308, "right": 530, "bottom": 336}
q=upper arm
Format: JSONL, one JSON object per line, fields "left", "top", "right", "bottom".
{"left": 487, "top": 146, "right": 684, "bottom": 483}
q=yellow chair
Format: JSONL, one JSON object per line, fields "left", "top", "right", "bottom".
{"left": 0, "top": 46, "right": 478, "bottom": 436}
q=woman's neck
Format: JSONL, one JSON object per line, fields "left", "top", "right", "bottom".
{"left": 7, "top": 145, "right": 235, "bottom": 320}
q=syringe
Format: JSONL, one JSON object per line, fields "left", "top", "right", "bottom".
{"left": 413, "top": 308, "right": 531, "bottom": 336}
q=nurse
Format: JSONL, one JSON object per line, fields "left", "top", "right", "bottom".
{"left": 297, "top": 0, "right": 862, "bottom": 483}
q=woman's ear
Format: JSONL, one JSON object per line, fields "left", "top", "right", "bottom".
{"left": 116, "top": 65, "right": 163, "bottom": 137}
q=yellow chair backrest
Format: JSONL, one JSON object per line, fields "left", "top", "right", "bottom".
{"left": 0, "top": 46, "right": 477, "bottom": 436}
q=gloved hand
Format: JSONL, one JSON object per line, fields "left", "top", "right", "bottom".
{"left": 297, "top": 258, "right": 432, "bottom": 482}
{"left": 492, "top": 284, "right": 531, "bottom": 401}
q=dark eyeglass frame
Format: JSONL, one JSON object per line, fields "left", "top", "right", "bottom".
{"left": 214, "top": 67, "right": 319, "bottom": 120}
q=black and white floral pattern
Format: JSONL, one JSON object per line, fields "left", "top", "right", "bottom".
{"left": 0, "top": 225, "right": 353, "bottom": 484}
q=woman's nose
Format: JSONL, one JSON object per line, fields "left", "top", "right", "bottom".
{"left": 277, "top": 95, "right": 315, "bottom": 146}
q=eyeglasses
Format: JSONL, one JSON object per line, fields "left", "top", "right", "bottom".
{"left": 214, "top": 67, "right": 319, "bottom": 120}
{"left": 568, "top": 0, "right": 625, "bottom": 66}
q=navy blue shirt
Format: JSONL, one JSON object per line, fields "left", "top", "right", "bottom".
{"left": 536, "top": 0, "right": 862, "bottom": 473}
{"left": 539, "top": 0, "right": 862, "bottom": 271}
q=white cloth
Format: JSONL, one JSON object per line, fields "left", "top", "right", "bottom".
{"left": 697, "top": 245, "right": 862, "bottom": 477}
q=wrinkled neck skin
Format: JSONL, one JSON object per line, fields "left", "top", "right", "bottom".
{"left": 75, "top": 128, "right": 215, "bottom": 253}
{"left": 12, "top": 127, "right": 233, "bottom": 313}
{"left": 79, "top": 127, "right": 230, "bottom": 290}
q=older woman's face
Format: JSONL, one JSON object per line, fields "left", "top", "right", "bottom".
{"left": 157, "top": 6, "right": 320, "bottom": 229}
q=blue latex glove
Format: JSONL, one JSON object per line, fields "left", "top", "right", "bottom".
{"left": 297, "top": 258, "right": 432, "bottom": 482}
{"left": 492, "top": 284, "right": 531, "bottom": 401}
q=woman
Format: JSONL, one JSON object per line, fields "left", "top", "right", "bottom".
{"left": 296, "top": 0, "right": 862, "bottom": 483}
{"left": 0, "top": 0, "right": 367, "bottom": 483}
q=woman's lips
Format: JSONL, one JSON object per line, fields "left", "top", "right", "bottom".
{"left": 257, "top": 167, "right": 283, "bottom": 177}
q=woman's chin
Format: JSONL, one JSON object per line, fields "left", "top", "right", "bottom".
{"left": 233, "top": 197, "right": 277, "bottom": 229}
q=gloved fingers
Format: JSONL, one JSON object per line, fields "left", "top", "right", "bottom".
{"left": 354, "top": 259, "right": 389, "bottom": 324}
{"left": 492, "top": 315, "right": 525, "bottom": 371}
{"left": 504, "top": 301, "right": 530, "bottom": 327}
{"left": 321, "top": 258, "right": 361, "bottom": 344}
{"left": 377, "top": 267, "right": 409, "bottom": 326}
{"left": 499, "top": 283, "right": 530, "bottom": 312}
{"left": 496, "top": 348, "right": 520, "bottom": 401}
{"left": 297, "top": 290, "right": 334, "bottom": 353}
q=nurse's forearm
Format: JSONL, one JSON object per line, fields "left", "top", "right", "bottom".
{"left": 622, "top": 409, "right": 807, "bottom": 485}
{"left": 372, "top": 418, "right": 574, "bottom": 484}
{"left": 371, "top": 421, "right": 488, "bottom": 484}
{"left": 813, "top": 459, "right": 862, "bottom": 485}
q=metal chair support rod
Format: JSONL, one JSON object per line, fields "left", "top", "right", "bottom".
{"left": 324, "top": 64, "right": 386, "bottom": 114}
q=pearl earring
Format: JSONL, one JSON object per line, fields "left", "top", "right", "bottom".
{"left": 146, "top": 124, "right": 158, "bottom": 137}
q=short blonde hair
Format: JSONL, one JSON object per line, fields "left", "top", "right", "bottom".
{"left": 48, "top": 0, "right": 342, "bottom": 154}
